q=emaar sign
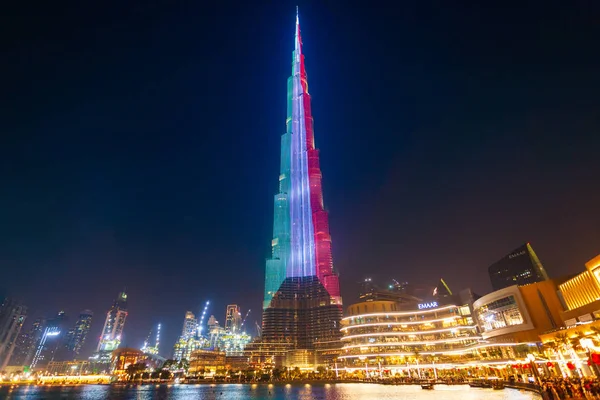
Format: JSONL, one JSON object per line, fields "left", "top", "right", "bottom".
{"left": 418, "top": 302, "right": 438, "bottom": 310}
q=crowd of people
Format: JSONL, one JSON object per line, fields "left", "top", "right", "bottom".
{"left": 541, "top": 378, "right": 600, "bottom": 400}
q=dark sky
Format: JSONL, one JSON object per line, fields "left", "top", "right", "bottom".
{"left": 2, "top": 1, "right": 599, "bottom": 358}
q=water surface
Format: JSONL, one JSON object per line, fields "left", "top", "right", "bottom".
{"left": 0, "top": 383, "right": 541, "bottom": 399}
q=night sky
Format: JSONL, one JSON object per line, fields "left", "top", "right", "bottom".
{"left": 2, "top": 1, "right": 599, "bottom": 358}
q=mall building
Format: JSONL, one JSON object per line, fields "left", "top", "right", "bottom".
{"left": 337, "top": 285, "right": 546, "bottom": 377}
{"left": 337, "top": 270, "right": 580, "bottom": 377}
{"left": 337, "top": 253, "right": 600, "bottom": 379}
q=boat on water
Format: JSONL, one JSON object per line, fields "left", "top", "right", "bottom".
{"left": 468, "top": 378, "right": 495, "bottom": 388}
{"left": 420, "top": 379, "right": 435, "bottom": 390}
{"left": 467, "top": 379, "right": 482, "bottom": 388}
{"left": 492, "top": 381, "right": 505, "bottom": 390}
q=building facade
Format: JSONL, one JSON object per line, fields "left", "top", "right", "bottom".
{"left": 537, "top": 254, "right": 600, "bottom": 378}
{"left": 173, "top": 335, "right": 209, "bottom": 362}
{"left": 339, "top": 294, "right": 544, "bottom": 375}
{"left": 111, "top": 347, "right": 162, "bottom": 376}
{"left": 188, "top": 349, "right": 226, "bottom": 376}
{"left": 181, "top": 311, "right": 197, "bottom": 339}
{"left": 557, "top": 254, "right": 600, "bottom": 324}
{"left": 0, "top": 298, "right": 27, "bottom": 370}
{"left": 64, "top": 310, "right": 93, "bottom": 358}
{"left": 488, "top": 243, "right": 549, "bottom": 291}
{"left": 31, "top": 311, "right": 68, "bottom": 368}
{"left": 10, "top": 318, "right": 43, "bottom": 366}
{"left": 473, "top": 280, "right": 563, "bottom": 343}
{"left": 225, "top": 305, "right": 241, "bottom": 333}
{"left": 46, "top": 360, "right": 91, "bottom": 376}
{"left": 97, "top": 292, "right": 128, "bottom": 352}
{"left": 340, "top": 300, "right": 483, "bottom": 370}
{"left": 261, "top": 11, "right": 342, "bottom": 367}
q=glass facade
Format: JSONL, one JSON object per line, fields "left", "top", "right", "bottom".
{"left": 263, "top": 11, "right": 340, "bottom": 309}
{"left": 476, "top": 295, "right": 525, "bottom": 332}
{"left": 338, "top": 300, "right": 541, "bottom": 371}
{"left": 340, "top": 304, "right": 485, "bottom": 366}
{"left": 260, "top": 13, "right": 342, "bottom": 366}
{"left": 488, "top": 243, "right": 549, "bottom": 291}
{"left": 262, "top": 276, "right": 342, "bottom": 366}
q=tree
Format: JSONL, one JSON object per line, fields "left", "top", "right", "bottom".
{"left": 177, "top": 358, "right": 189, "bottom": 372}
{"left": 161, "top": 359, "right": 178, "bottom": 371}
{"left": 590, "top": 326, "right": 600, "bottom": 344}
{"left": 159, "top": 370, "right": 172, "bottom": 380}
{"left": 125, "top": 363, "right": 146, "bottom": 381}
{"left": 569, "top": 331, "right": 586, "bottom": 352}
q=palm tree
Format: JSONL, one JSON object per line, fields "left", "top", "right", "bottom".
{"left": 543, "top": 341, "right": 564, "bottom": 377}
{"left": 569, "top": 331, "right": 586, "bottom": 352}
{"left": 125, "top": 363, "right": 146, "bottom": 382}
{"left": 589, "top": 326, "right": 600, "bottom": 345}
{"left": 556, "top": 332, "right": 582, "bottom": 377}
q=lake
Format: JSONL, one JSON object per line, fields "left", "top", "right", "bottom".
{"left": 0, "top": 383, "right": 541, "bottom": 399}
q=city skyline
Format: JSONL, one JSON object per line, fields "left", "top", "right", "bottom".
{"left": 2, "top": 2, "right": 599, "bottom": 359}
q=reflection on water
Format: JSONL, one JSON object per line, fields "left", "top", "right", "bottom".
{"left": 0, "top": 383, "right": 541, "bottom": 400}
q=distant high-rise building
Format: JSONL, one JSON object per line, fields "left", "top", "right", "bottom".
{"left": 0, "top": 298, "right": 27, "bottom": 370}
{"left": 207, "top": 315, "right": 218, "bottom": 330}
{"left": 260, "top": 10, "right": 342, "bottom": 367}
{"left": 181, "top": 311, "right": 197, "bottom": 339}
{"left": 31, "top": 311, "right": 68, "bottom": 368}
{"left": 10, "top": 318, "right": 43, "bottom": 366}
{"left": 172, "top": 311, "right": 204, "bottom": 361}
{"left": 64, "top": 310, "right": 93, "bottom": 358}
{"left": 488, "top": 243, "right": 549, "bottom": 291}
{"left": 225, "top": 305, "right": 242, "bottom": 333}
{"left": 97, "top": 292, "right": 128, "bottom": 352}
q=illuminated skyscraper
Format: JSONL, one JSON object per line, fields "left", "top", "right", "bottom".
{"left": 11, "top": 318, "right": 42, "bottom": 366}
{"left": 261, "top": 10, "right": 342, "bottom": 365}
{"left": 31, "top": 311, "right": 67, "bottom": 368}
{"left": 173, "top": 311, "right": 205, "bottom": 361}
{"left": 181, "top": 311, "right": 197, "bottom": 339}
{"left": 97, "top": 292, "right": 128, "bottom": 352}
{"left": 0, "top": 298, "right": 27, "bottom": 370}
{"left": 488, "top": 243, "right": 550, "bottom": 291}
{"left": 225, "top": 305, "right": 241, "bottom": 333}
{"left": 64, "top": 310, "right": 93, "bottom": 358}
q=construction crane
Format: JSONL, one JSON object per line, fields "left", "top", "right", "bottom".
{"left": 255, "top": 321, "right": 262, "bottom": 337}
{"left": 240, "top": 309, "right": 251, "bottom": 329}
{"left": 155, "top": 323, "right": 161, "bottom": 351}
{"left": 197, "top": 300, "right": 210, "bottom": 336}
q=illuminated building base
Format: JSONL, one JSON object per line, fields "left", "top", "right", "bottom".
{"left": 261, "top": 276, "right": 342, "bottom": 366}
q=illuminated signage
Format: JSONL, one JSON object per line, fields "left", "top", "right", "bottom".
{"left": 46, "top": 331, "right": 61, "bottom": 336}
{"left": 509, "top": 250, "right": 526, "bottom": 259}
{"left": 418, "top": 302, "right": 438, "bottom": 310}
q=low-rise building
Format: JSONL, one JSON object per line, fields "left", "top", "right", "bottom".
{"left": 473, "top": 280, "right": 563, "bottom": 343}
{"left": 45, "top": 360, "right": 91, "bottom": 376}
{"left": 188, "top": 349, "right": 226, "bottom": 376}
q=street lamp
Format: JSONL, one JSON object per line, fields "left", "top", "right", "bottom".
{"left": 579, "top": 338, "right": 599, "bottom": 377}
{"left": 527, "top": 354, "right": 541, "bottom": 385}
